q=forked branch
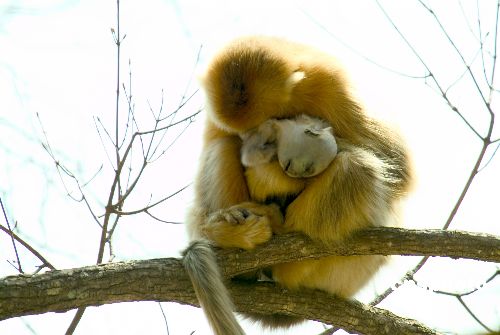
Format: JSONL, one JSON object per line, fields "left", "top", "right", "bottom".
{"left": 1, "top": 228, "right": 498, "bottom": 334}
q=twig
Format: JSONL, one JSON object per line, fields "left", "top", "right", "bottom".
{"left": 372, "top": 2, "right": 499, "bottom": 314}
{"left": 478, "top": 140, "right": 500, "bottom": 172}
{"left": 65, "top": 309, "right": 85, "bottom": 335}
{"left": 66, "top": 1, "right": 124, "bottom": 334}
{"left": 375, "top": 0, "right": 483, "bottom": 139}
{"left": 137, "top": 109, "right": 202, "bottom": 137}
{"left": 456, "top": 296, "right": 494, "bottom": 333}
{"left": 94, "top": 116, "right": 116, "bottom": 169}
{"left": 443, "top": 142, "right": 489, "bottom": 230}
{"left": 106, "top": 214, "right": 121, "bottom": 252}
{"left": 158, "top": 303, "right": 170, "bottom": 335}
{"left": 110, "top": 184, "right": 190, "bottom": 216}
{"left": 179, "top": 45, "right": 203, "bottom": 106}
{"left": 144, "top": 210, "right": 183, "bottom": 224}
{"left": 37, "top": 114, "right": 102, "bottom": 228}
{"left": 150, "top": 112, "right": 198, "bottom": 162}
{"left": 0, "top": 223, "right": 55, "bottom": 271}
{"left": 488, "top": 0, "right": 500, "bottom": 104}
{"left": 417, "top": 0, "right": 492, "bottom": 117}
{"left": 410, "top": 268, "right": 499, "bottom": 332}
{"left": 0, "top": 198, "right": 22, "bottom": 273}
{"left": 158, "top": 89, "right": 199, "bottom": 122}
{"left": 297, "top": 5, "right": 429, "bottom": 79}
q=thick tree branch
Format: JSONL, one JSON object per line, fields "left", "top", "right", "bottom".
{"left": 1, "top": 227, "right": 498, "bottom": 334}
{"left": 218, "top": 227, "right": 500, "bottom": 276}
{"left": 0, "top": 259, "right": 437, "bottom": 335}
{"left": 230, "top": 282, "right": 438, "bottom": 335}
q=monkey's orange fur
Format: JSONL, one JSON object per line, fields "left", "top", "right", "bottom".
{"left": 185, "top": 36, "right": 413, "bottom": 332}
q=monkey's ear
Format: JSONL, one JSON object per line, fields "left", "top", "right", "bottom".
{"left": 285, "top": 71, "right": 305, "bottom": 90}
{"left": 263, "top": 119, "right": 279, "bottom": 133}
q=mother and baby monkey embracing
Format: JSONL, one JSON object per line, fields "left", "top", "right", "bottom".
{"left": 182, "top": 36, "right": 414, "bottom": 335}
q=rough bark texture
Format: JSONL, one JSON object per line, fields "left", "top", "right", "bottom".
{"left": 218, "top": 228, "right": 500, "bottom": 276}
{"left": 1, "top": 227, "right": 498, "bottom": 334}
{"left": 230, "top": 282, "right": 440, "bottom": 335}
{"left": 0, "top": 259, "right": 437, "bottom": 335}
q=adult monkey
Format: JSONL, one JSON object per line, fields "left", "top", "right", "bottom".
{"left": 183, "top": 36, "right": 413, "bottom": 335}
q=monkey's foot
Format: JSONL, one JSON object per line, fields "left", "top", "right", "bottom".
{"left": 204, "top": 202, "right": 282, "bottom": 250}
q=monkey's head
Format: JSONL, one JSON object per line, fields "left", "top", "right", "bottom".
{"left": 240, "top": 114, "right": 338, "bottom": 178}
{"left": 201, "top": 36, "right": 305, "bottom": 134}
{"left": 273, "top": 115, "right": 337, "bottom": 178}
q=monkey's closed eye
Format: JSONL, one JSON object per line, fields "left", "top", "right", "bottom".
{"left": 304, "top": 129, "right": 320, "bottom": 137}
{"left": 262, "top": 139, "right": 276, "bottom": 149}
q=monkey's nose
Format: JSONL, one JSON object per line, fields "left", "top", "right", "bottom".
{"left": 283, "top": 160, "right": 316, "bottom": 178}
{"left": 284, "top": 160, "right": 291, "bottom": 172}
{"left": 303, "top": 162, "right": 315, "bottom": 176}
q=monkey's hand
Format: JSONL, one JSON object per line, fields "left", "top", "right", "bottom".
{"left": 203, "top": 202, "right": 282, "bottom": 250}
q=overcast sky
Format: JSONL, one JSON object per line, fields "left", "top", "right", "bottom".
{"left": 0, "top": 1, "right": 499, "bottom": 334}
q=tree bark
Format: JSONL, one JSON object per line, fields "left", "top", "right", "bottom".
{"left": 218, "top": 227, "right": 500, "bottom": 276}
{"left": 1, "top": 227, "right": 498, "bottom": 334}
{"left": 0, "top": 259, "right": 438, "bottom": 335}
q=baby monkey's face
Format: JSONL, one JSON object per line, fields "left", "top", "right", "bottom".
{"left": 240, "top": 114, "right": 338, "bottom": 178}
{"left": 273, "top": 115, "right": 337, "bottom": 178}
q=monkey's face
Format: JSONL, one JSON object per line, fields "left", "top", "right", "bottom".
{"left": 274, "top": 116, "right": 337, "bottom": 178}
{"left": 240, "top": 120, "right": 277, "bottom": 167}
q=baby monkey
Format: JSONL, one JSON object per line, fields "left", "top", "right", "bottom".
{"left": 241, "top": 114, "right": 338, "bottom": 178}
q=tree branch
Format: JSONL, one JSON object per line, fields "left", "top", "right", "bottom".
{"left": 218, "top": 228, "right": 500, "bottom": 277}
{"left": 1, "top": 227, "right": 498, "bottom": 333}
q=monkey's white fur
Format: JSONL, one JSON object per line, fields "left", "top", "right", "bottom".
{"left": 240, "top": 114, "right": 338, "bottom": 178}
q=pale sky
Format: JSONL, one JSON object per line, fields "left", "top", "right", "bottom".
{"left": 0, "top": 1, "right": 499, "bottom": 334}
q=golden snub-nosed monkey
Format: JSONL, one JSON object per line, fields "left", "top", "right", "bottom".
{"left": 183, "top": 36, "right": 414, "bottom": 335}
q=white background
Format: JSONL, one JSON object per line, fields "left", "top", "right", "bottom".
{"left": 0, "top": 0, "right": 499, "bottom": 334}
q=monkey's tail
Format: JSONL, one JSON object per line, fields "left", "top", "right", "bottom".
{"left": 182, "top": 240, "right": 246, "bottom": 335}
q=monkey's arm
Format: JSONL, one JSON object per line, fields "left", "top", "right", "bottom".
{"left": 283, "top": 142, "right": 397, "bottom": 242}
{"left": 188, "top": 123, "right": 282, "bottom": 250}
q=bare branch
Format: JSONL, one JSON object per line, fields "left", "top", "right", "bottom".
{"left": 217, "top": 229, "right": 500, "bottom": 278}
{"left": 297, "top": 6, "right": 429, "bottom": 79}
{"left": 157, "top": 89, "right": 199, "bottom": 122}
{"left": 375, "top": 0, "right": 484, "bottom": 139}
{"left": 149, "top": 115, "right": 198, "bottom": 162}
{"left": 410, "top": 269, "right": 499, "bottom": 332}
{"left": 110, "top": 184, "right": 190, "bottom": 216}
{"left": 479, "top": 140, "right": 500, "bottom": 172}
{"left": 456, "top": 295, "right": 494, "bottom": 333}
{"left": 373, "top": 3, "right": 500, "bottom": 316}
{"left": 1, "top": 199, "right": 23, "bottom": 273}
{"left": 4, "top": 227, "right": 498, "bottom": 333}
{"left": 139, "top": 109, "right": 202, "bottom": 137}
{"left": 417, "top": 0, "right": 492, "bottom": 116}
{"left": 93, "top": 116, "right": 116, "bottom": 169}
{"left": 37, "top": 114, "right": 103, "bottom": 229}
{"left": 158, "top": 302, "right": 170, "bottom": 334}
{"left": 488, "top": 0, "right": 500, "bottom": 103}
{"left": 66, "top": 1, "right": 127, "bottom": 333}
{"left": 178, "top": 45, "right": 203, "bottom": 106}
{"left": 0, "top": 223, "right": 55, "bottom": 271}
{"left": 3, "top": 228, "right": 497, "bottom": 333}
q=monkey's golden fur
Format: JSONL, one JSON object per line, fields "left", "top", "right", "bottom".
{"left": 183, "top": 36, "right": 413, "bottom": 334}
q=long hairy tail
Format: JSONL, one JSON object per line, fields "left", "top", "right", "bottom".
{"left": 182, "top": 240, "right": 246, "bottom": 335}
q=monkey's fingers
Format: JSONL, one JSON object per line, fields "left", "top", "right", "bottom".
{"left": 205, "top": 204, "right": 274, "bottom": 249}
